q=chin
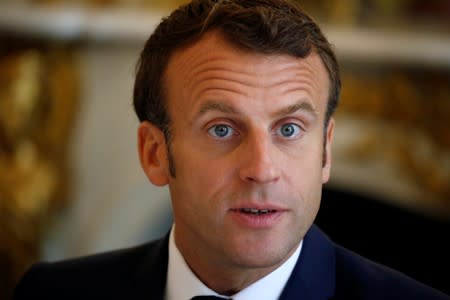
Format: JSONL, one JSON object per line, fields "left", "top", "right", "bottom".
{"left": 227, "top": 242, "right": 295, "bottom": 269}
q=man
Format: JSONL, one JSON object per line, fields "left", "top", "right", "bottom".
{"left": 13, "top": 0, "right": 449, "bottom": 299}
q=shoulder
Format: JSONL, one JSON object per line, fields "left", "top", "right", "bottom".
{"left": 13, "top": 237, "right": 168, "bottom": 299}
{"left": 334, "top": 244, "right": 449, "bottom": 300}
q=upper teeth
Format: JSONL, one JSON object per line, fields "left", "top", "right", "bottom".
{"left": 240, "top": 208, "right": 273, "bottom": 214}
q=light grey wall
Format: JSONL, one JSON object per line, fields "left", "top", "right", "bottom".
{"left": 43, "top": 44, "right": 172, "bottom": 261}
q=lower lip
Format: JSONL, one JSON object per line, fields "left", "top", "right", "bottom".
{"left": 229, "top": 210, "right": 284, "bottom": 229}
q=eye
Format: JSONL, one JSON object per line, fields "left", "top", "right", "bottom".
{"left": 277, "top": 123, "right": 301, "bottom": 138}
{"left": 207, "top": 124, "right": 235, "bottom": 138}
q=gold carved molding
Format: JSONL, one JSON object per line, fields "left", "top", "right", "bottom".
{"left": 0, "top": 42, "right": 78, "bottom": 298}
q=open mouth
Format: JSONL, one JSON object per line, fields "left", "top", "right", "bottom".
{"left": 233, "top": 208, "right": 278, "bottom": 215}
{"left": 229, "top": 207, "right": 283, "bottom": 228}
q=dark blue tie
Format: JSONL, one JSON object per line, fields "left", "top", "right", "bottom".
{"left": 190, "top": 296, "right": 231, "bottom": 300}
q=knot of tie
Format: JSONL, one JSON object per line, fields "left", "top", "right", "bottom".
{"left": 190, "top": 296, "right": 232, "bottom": 300}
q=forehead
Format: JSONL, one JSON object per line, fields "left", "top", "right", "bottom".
{"left": 164, "top": 31, "right": 330, "bottom": 113}
{"left": 168, "top": 31, "right": 325, "bottom": 73}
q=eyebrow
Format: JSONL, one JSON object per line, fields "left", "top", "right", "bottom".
{"left": 271, "top": 101, "right": 318, "bottom": 119}
{"left": 195, "top": 100, "right": 318, "bottom": 120}
{"left": 197, "top": 101, "right": 238, "bottom": 116}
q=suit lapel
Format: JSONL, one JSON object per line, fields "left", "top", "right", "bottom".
{"left": 279, "top": 225, "right": 336, "bottom": 300}
{"left": 131, "top": 232, "right": 170, "bottom": 300}
{"left": 127, "top": 226, "right": 337, "bottom": 300}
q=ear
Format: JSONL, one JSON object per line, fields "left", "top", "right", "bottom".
{"left": 322, "top": 118, "right": 335, "bottom": 183}
{"left": 137, "top": 121, "right": 170, "bottom": 186}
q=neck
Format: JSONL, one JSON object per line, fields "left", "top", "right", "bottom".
{"left": 181, "top": 248, "right": 282, "bottom": 295}
{"left": 174, "top": 229, "right": 299, "bottom": 295}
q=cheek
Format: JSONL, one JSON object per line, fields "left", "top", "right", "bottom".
{"left": 283, "top": 141, "right": 324, "bottom": 202}
{"left": 287, "top": 162, "right": 323, "bottom": 228}
{"left": 170, "top": 146, "right": 231, "bottom": 206}
{"left": 285, "top": 140, "right": 324, "bottom": 178}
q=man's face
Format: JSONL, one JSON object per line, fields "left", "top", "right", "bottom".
{"left": 140, "top": 31, "right": 333, "bottom": 281}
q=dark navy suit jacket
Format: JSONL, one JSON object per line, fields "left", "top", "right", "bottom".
{"left": 13, "top": 225, "right": 449, "bottom": 299}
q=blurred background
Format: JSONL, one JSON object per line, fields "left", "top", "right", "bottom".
{"left": 0, "top": 0, "right": 449, "bottom": 298}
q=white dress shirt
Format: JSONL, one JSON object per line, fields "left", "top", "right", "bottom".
{"left": 165, "top": 224, "right": 302, "bottom": 300}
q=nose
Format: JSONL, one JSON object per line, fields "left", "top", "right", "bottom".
{"left": 238, "top": 132, "right": 281, "bottom": 184}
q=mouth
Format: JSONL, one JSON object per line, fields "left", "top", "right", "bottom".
{"left": 233, "top": 208, "right": 278, "bottom": 215}
{"left": 229, "top": 206, "right": 285, "bottom": 228}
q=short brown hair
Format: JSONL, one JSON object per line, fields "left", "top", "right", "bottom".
{"left": 133, "top": 0, "right": 340, "bottom": 135}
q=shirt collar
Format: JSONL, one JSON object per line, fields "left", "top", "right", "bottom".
{"left": 165, "top": 224, "right": 302, "bottom": 300}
